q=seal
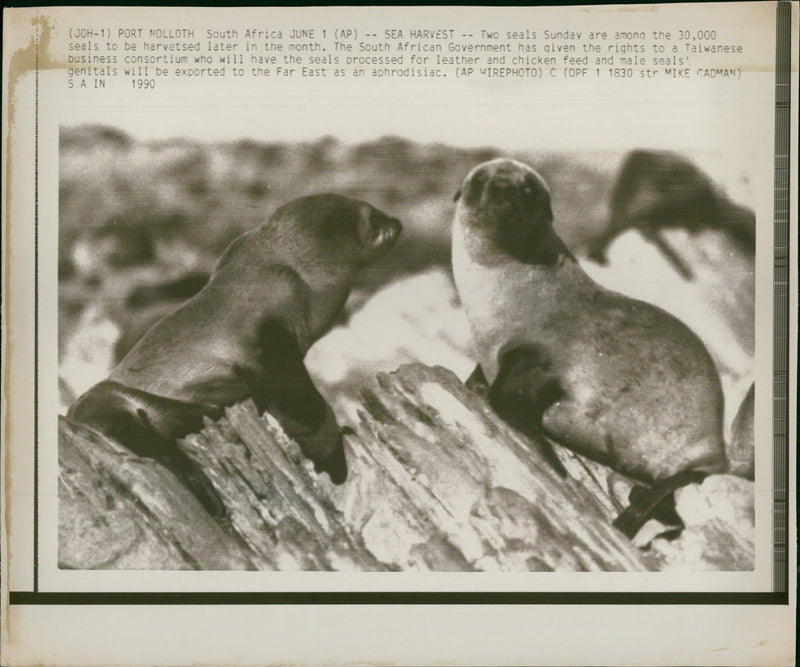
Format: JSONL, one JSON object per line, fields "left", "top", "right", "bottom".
{"left": 588, "top": 150, "right": 755, "bottom": 279}
{"left": 452, "top": 158, "right": 728, "bottom": 538}
{"left": 69, "top": 194, "right": 402, "bottom": 514}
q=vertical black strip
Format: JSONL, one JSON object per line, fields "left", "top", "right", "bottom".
{"left": 772, "top": 0, "right": 791, "bottom": 596}
{"left": 33, "top": 8, "right": 40, "bottom": 592}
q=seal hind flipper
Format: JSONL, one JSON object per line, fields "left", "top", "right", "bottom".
{"left": 120, "top": 406, "right": 227, "bottom": 518}
{"left": 67, "top": 381, "right": 226, "bottom": 517}
{"left": 68, "top": 380, "right": 224, "bottom": 442}
{"left": 488, "top": 346, "right": 568, "bottom": 478}
{"left": 121, "top": 385, "right": 225, "bottom": 440}
{"left": 612, "top": 469, "right": 708, "bottom": 539}
{"left": 627, "top": 484, "right": 682, "bottom": 527}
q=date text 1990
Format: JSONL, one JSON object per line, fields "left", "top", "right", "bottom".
{"left": 132, "top": 78, "right": 156, "bottom": 89}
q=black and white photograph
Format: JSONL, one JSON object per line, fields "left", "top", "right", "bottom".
{"left": 2, "top": 3, "right": 796, "bottom": 665}
{"left": 57, "top": 128, "right": 758, "bottom": 572}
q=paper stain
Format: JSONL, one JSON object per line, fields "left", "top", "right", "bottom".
{"left": 6, "top": 11, "right": 55, "bottom": 150}
{"left": 2, "top": 11, "right": 56, "bottom": 646}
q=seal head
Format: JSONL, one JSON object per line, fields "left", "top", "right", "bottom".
{"left": 455, "top": 158, "right": 563, "bottom": 266}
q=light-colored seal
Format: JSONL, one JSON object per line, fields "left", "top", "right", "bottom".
{"left": 452, "top": 158, "right": 728, "bottom": 537}
{"left": 69, "top": 194, "right": 401, "bottom": 513}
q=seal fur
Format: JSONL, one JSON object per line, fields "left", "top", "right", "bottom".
{"left": 452, "top": 158, "right": 728, "bottom": 538}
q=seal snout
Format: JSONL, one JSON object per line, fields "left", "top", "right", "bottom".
{"left": 460, "top": 158, "right": 549, "bottom": 210}
{"left": 487, "top": 175, "right": 517, "bottom": 196}
{"left": 454, "top": 158, "right": 561, "bottom": 265}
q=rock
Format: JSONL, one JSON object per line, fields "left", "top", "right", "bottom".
{"left": 59, "top": 364, "right": 652, "bottom": 572}
{"left": 59, "top": 417, "right": 257, "bottom": 570}
{"left": 645, "top": 475, "right": 754, "bottom": 571}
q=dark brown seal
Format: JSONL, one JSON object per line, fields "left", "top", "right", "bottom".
{"left": 452, "top": 158, "right": 728, "bottom": 538}
{"left": 69, "top": 194, "right": 401, "bottom": 514}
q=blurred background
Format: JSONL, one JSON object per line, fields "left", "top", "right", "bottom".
{"left": 58, "top": 125, "right": 756, "bottom": 439}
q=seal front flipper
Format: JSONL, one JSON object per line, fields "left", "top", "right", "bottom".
{"left": 234, "top": 319, "right": 348, "bottom": 484}
{"left": 612, "top": 469, "right": 708, "bottom": 539}
{"left": 300, "top": 404, "right": 347, "bottom": 485}
{"left": 68, "top": 381, "right": 227, "bottom": 517}
{"left": 487, "top": 346, "right": 567, "bottom": 478}
{"left": 645, "top": 229, "right": 694, "bottom": 280}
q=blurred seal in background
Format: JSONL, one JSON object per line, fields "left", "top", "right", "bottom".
{"left": 588, "top": 149, "right": 755, "bottom": 279}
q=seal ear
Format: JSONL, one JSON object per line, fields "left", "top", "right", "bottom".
{"left": 453, "top": 188, "right": 462, "bottom": 202}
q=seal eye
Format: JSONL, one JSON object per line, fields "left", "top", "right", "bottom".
{"left": 453, "top": 188, "right": 462, "bottom": 202}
